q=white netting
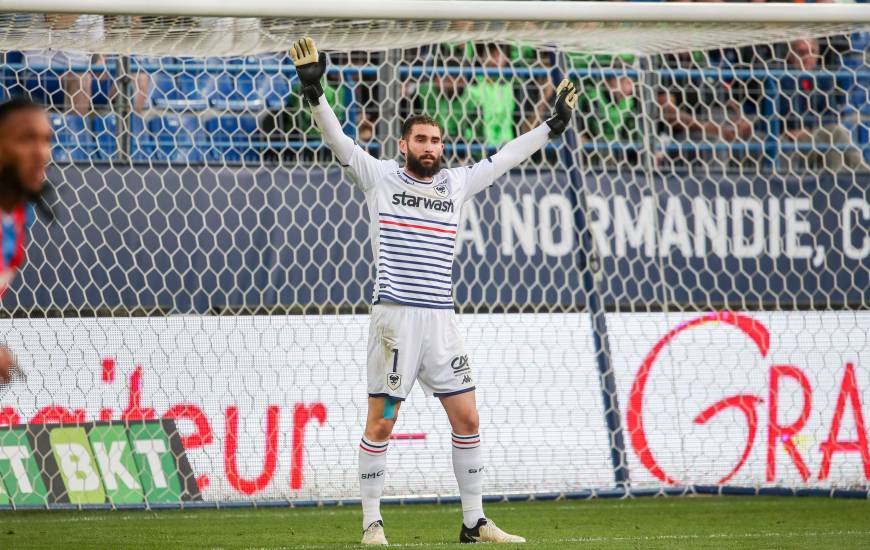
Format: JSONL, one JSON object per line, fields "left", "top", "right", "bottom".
{"left": 0, "top": 10, "right": 867, "bottom": 507}
{"left": 0, "top": 12, "right": 864, "bottom": 56}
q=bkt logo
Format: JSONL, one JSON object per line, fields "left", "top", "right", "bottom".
{"left": 627, "top": 311, "right": 869, "bottom": 485}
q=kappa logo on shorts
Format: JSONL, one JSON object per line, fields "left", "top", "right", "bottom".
{"left": 387, "top": 372, "right": 402, "bottom": 390}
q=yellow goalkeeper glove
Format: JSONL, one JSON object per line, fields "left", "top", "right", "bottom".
{"left": 289, "top": 37, "right": 327, "bottom": 105}
{"left": 545, "top": 79, "right": 578, "bottom": 138}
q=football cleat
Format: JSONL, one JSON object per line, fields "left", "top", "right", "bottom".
{"left": 459, "top": 518, "right": 526, "bottom": 543}
{"left": 361, "top": 519, "right": 388, "bottom": 545}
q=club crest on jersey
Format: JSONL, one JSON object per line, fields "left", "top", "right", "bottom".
{"left": 387, "top": 372, "right": 402, "bottom": 390}
{"left": 434, "top": 183, "right": 449, "bottom": 197}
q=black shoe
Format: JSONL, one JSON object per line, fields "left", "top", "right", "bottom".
{"left": 460, "top": 517, "right": 526, "bottom": 543}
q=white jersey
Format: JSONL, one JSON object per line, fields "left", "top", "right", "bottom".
{"left": 343, "top": 145, "right": 497, "bottom": 309}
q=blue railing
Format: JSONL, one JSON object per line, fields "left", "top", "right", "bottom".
{"left": 11, "top": 58, "right": 868, "bottom": 83}
{"left": 3, "top": 49, "right": 869, "bottom": 168}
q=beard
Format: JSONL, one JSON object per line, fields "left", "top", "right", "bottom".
{"left": 405, "top": 150, "right": 442, "bottom": 178}
{"left": 0, "top": 163, "right": 24, "bottom": 195}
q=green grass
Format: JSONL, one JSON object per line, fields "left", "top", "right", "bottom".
{"left": 1, "top": 496, "right": 869, "bottom": 549}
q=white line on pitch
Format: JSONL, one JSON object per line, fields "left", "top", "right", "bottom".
{"left": 238, "top": 530, "right": 870, "bottom": 550}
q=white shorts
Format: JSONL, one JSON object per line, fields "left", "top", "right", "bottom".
{"left": 366, "top": 303, "right": 475, "bottom": 401}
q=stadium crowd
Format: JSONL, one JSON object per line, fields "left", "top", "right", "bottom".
{"left": 2, "top": 4, "right": 869, "bottom": 173}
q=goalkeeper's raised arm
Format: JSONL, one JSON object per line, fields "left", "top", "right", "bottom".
{"left": 289, "top": 37, "right": 353, "bottom": 162}
{"left": 290, "top": 37, "right": 388, "bottom": 191}
{"left": 289, "top": 36, "right": 577, "bottom": 195}
{"left": 470, "top": 78, "right": 578, "bottom": 194}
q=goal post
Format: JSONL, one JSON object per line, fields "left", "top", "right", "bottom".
{"left": 0, "top": 2, "right": 866, "bottom": 509}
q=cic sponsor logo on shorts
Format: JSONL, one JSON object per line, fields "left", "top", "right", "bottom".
{"left": 451, "top": 355, "right": 473, "bottom": 384}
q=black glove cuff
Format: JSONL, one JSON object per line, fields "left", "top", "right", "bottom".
{"left": 545, "top": 116, "right": 566, "bottom": 139}
{"left": 302, "top": 83, "right": 324, "bottom": 106}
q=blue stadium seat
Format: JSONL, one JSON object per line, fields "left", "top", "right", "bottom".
{"left": 854, "top": 120, "right": 870, "bottom": 167}
{"left": 250, "top": 54, "right": 290, "bottom": 110}
{"left": 148, "top": 71, "right": 178, "bottom": 108}
{"left": 204, "top": 115, "right": 259, "bottom": 163}
{"left": 209, "top": 72, "right": 263, "bottom": 111}
{"left": 128, "top": 113, "right": 154, "bottom": 161}
{"left": 3, "top": 51, "right": 23, "bottom": 66}
{"left": 172, "top": 73, "right": 210, "bottom": 111}
{"left": 210, "top": 55, "right": 246, "bottom": 67}
{"left": 89, "top": 57, "right": 116, "bottom": 107}
{"left": 0, "top": 51, "right": 24, "bottom": 101}
{"left": 91, "top": 114, "right": 118, "bottom": 160}
{"left": 148, "top": 114, "right": 206, "bottom": 163}
{"left": 849, "top": 86, "right": 870, "bottom": 113}
{"left": 91, "top": 76, "right": 113, "bottom": 107}
{"left": 19, "top": 70, "right": 63, "bottom": 109}
{"left": 49, "top": 113, "right": 96, "bottom": 162}
{"left": 256, "top": 71, "right": 290, "bottom": 110}
{"left": 843, "top": 33, "right": 870, "bottom": 69}
{"left": 840, "top": 81, "right": 870, "bottom": 129}
{"left": 20, "top": 55, "right": 116, "bottom": 109}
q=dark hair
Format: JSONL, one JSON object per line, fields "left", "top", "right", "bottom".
{"left": 401, "top": 114, "right": 444, "bottom": 139}
{"left": 0, "top": 96, "right": 42, "bottom": 126}
{"left": 0, "top": 96, "right": 53, "bottom": 221}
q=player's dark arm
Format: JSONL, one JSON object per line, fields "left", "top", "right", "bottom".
{"left": 289, "top": 37, "right": 355, "bottom": 165}
{"left": 487, "top": 79, "right": 578, "bottom": 180}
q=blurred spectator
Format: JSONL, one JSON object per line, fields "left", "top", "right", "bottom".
{"left": 23, "top": 14, "right": 106, "bottom": 115}
{"left": 320, "top": 50, "right": 382, "bottom": 142}
{"left": 350, "top": 51, "right": 385, "bottom": 142}
{"left": 578, "top": 68, "right": 643, "bottom": 165}
{"left": 656, "top": 51, "right": 753, "bottom": 145}
{"left": 517, "top": 48, "right": 556, "bottom": 134}
{"left": 463, "top": 43, "right": 517, "bottom": 145}
{"left": 265, "top": 74, "right": 348, "bottom": 142}
{"left": 261, "top": 58, "right": 395, "bottom": 164}
{"left": 780, "top": 38, "right": 865, "bottom": 171}
{"left": 415, "top": 61, "right": 470, "bottom": 140}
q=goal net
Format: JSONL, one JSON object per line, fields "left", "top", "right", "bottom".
{"left": 0, "top": 3, "right": 867, "bottom": 508}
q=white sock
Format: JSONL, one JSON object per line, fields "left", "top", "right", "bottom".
{"left": 451, "top": 432, "right": 485, "bottom": 528}
{"left": 359, "top": 436, "right": 389, "bottom": 529}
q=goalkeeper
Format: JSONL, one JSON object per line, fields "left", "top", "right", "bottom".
{"left": 291, "top": 37, "right": 576, "bottom": 546}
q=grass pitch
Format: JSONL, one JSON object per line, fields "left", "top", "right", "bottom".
{"left": 2, "top": 496, "right": 869, "bottom": 549}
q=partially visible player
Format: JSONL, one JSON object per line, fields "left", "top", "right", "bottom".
{"left": 0, "top": 97, "right": 53, "bottom": 393}
{"left": 291, "top": 38, "right": 577, "bottom": 545}
{"left": 0, "top": 345, "right": 22, "bottom": 396}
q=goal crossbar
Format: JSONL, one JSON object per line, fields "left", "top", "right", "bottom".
{"left": 1, "top": 1, "right": 867, "bottom": 56}
{"left": 3, "top": 1, "right": 870, "bottom": 24}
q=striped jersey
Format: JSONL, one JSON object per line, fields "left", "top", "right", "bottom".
{"left": 0, "top": 203, "right": 33, "bottom": 296}
{"left": 343, "top": 146, "right": 496, "bottom": 309}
